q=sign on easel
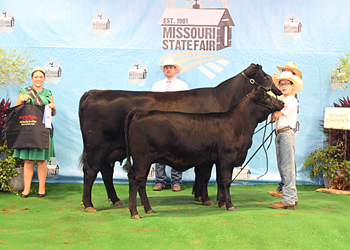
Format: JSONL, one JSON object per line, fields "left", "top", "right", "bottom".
{"left": 324, "top": 107, "right": 350, "bottom": 130}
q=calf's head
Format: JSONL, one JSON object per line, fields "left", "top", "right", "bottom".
{"left": 247, "top": 87, "right": 284, "bottom": 122}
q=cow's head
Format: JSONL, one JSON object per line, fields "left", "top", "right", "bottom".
{"left": 243, "top": 64, "right": 283, "bottom": 96}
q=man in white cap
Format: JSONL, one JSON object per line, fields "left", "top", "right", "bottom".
{"left": 268, "top": 62, "right": 302, "bottom": 198}
{"left": 151, "top": 58, "right": 189, "bottom": 192}
{"left": 269, "top": 70, "right": 303, "bottom": 210}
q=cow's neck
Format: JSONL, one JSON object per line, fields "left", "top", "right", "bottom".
{"left": 215, "top": 73, "right": 251, "bottom": 110}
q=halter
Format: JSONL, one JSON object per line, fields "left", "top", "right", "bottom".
{"left": 245, "top": 91, "right": 276, "bottom": 111}
{"left": 241, "top": 71, "right": 274, "bottom": 93}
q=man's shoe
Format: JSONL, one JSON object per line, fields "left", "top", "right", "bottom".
{"left": 172, "top": 186, "right": 181, "bottom": 192}
{"left": 153, "top": 185, "right": 163, "bottom": 191}
{"left": 269, "top": 201, "right": 295, "bottom": 210}
{"left": 268, "top": 190, "right": 282, "bottom": 198}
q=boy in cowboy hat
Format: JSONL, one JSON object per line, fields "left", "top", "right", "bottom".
{"left": 277, "top": 61, "right": 302, "bottom": 79}
{"left": 269, "top": 70, "right": 303, "bottom": 210}
{"left": 268, "top": 62, "right": 302, "bottom": 198}
{"left": 151, "top": 58, "right": 189, "bottom": 192}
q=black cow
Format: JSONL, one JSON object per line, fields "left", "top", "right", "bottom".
{"left": 79, "top": 64, "right": 282, "bottom": 212}
{"left": 123, "top": 87, "right": 284, "bottom": 219}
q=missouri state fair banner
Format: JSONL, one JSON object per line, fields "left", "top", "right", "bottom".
{"left": 1, "top": 0, "right": 350, "bottom": 185}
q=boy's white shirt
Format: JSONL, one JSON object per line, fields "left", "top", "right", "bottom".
{"left": 275, "top": 95, "right": 298, "bottom": 130}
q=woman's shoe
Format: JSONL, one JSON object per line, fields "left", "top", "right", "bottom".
{"left": 38, "top": 193, "right": 46, "bottom": 198}
{"left": 20, "top": 193, "right": 29, "bottom": 198}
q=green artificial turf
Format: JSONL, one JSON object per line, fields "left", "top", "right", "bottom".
{"left": 1, "top": 183, "right": 349, "bottom": 249}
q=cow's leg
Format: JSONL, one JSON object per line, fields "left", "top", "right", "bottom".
{"left": 193, "top": 166, "right": 202, "bottom": 201}
{"left": 100, "top": 163, "right": 125, "bottom": 206}
{"left": 193, "top": 164, "right": 214, "bottom": 205}
{"left": 82, "top": 162, "right": 99, "bottom": 213}
{"left": 221, "top": 164, "right": 236, "bottom": 211}
{"left": 198, "top": 164, "right": 214, "bottom": 206}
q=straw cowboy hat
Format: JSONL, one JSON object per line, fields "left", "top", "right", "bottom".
{"left": 273, "top": 71, "right": 303, "bottom": 94}
{"left": 159, "top": 58, "right": 182, "bottom": 74}
{"left": 277, "top": 62, "right": 302, "bottom": 79}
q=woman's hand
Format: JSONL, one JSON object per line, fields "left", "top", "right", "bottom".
{"left": 15, "top": 93, "right": 31, "bottom": 106}
{"left": 22, "top": 94, "right": 31, "bottom": 103}
{"left": 48, "top": 103, "right": 55, "bottom": 110}
{"left": 48, "top": 102, "right": 57, "bottom": 116}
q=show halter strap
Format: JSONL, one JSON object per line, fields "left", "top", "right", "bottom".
{"left": 25, "top": 87, "right": 44, "bottom": 105}
{"left": 26, "top": 86, "right": 53, "bottom": 136}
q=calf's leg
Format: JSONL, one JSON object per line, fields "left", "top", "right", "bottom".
{"left": 138, "top": 178, "right": 155, "bottom": 214}
{"left": 221, "top": 165, "right": 237, "bottom": 211}
{"left": 128, "top": 167, "right": 142, "bottom": 219}
{"left": 216, "top": 166, "right": 226, "bottom": 209}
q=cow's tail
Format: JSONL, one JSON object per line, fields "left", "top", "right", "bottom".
{"left": 122, "top": 109, "right": 138, "bottom": 173}
{"left": 79, "top": 150, "right": 87, "bottom": 170}
{"left": 78, "top": 91, "right": 92, "bottom": 130}
{"left": 78, "top": 90, "right": 94, "bottom": 171}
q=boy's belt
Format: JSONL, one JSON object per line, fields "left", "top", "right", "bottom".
{"left": 276, "top": 127, "right": 291, "bottom": 134}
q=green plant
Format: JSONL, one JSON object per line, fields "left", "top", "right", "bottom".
{"left": 303, "top": 143, "right": 350, "bottom": 179}
{"left": 0, "top": 47, "right": 36, "bottom": 88}
{"left": 0, "top": 141, "right": 22, "bottom": 192}
{"left": 330, "top": 51, "right": 350, "bottom": 84}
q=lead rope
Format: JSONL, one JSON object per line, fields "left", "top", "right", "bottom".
{"left": 231, "top": 119, "right": 275, "bottom": 183}
{"left": 257, "top": 121, "right": 275, "bottom": 179}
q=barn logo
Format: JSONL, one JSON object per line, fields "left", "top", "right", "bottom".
{"left": 0, "top": 9, "right": 15, "bottom": 34}
{"left": 128, "top": 61, "right": 147, "bottom": 86}
{"left": 47, "top": 158, "right": 59, "bottom": 176}
{"left": 92, "top": 11, "right": 110, "bottom": 36}
{"left": 232, "top": 165, "right": 251, "bottom": 180}
{"left": 159, "top": 1, "right": 234, "bottom": 51}
{"left": 44, "top": 59, "right": 62, "bottom": 84}
{"left": 155, "top": 0, "right": 233, "bottom": 81}
{"left": 283, "top": 14, "right": 302, "bottom": 40}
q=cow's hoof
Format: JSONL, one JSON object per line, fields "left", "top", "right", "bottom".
{"left": 195, "top": 196, "right": 202, "bottom": 202}
{"left": 146, "top": 209, "right": 156, "bottom": 214}
{"left": 202, "top": 200, "right": 215, "bottom": 206}
{"left": 131, "top": 214, "right": 141, "bottom": 219}
{"left": 113, "top": 201, "right": 126, "bottom": 207}
{"left": 218, "top": 203, "right": 226, "bottom": 209}
{"left": 85, "top": 207, "right": 97, "bottom": 213}
{"left": 227, "top": 206, "right": 237, "bottom": 211}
